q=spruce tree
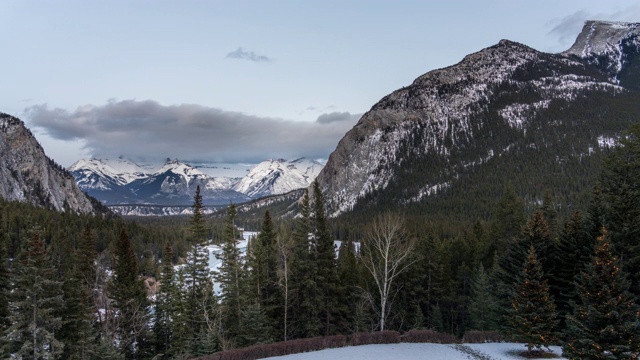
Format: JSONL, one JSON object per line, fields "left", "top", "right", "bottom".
{"left": 311, "top": 180, "right": 341, "bottom": 335}
{"left": 154, "top": 242, "right": 178, "bottom": 358}
{"left": 468, "top": 263, "right": 498, "bottom": 331}
{"left": 182, "top": 186, "right": 213, "bottom": 351}
{"left": 236, "top": 302, "right": 273, "bottom": 348}
{"left": 215, "top": 204, "right": 245, "bottom": 346}
{"left": 337, "top": 235, "right": 359, "bottom": 333}
{"left": 508, "top": 245, "right": 558, "bottom": 356}
{"left": 563, "top": 228, "right": 640, "bottom": 359}
{"left": 553, "top": 210, "right": 594, "bottom": 328}
{"left": 59, "top": 253, "right": 97, "bottom": 359}
{"left": 109, "top": 228, "right": 149, "bottom": 359}
{"left": 600, "top": 123, "right": 640, "bottom": 295}
{"left": 289, "top": 189, "right": 320, "bottom": 338}
{"left": 0, "top": 228, "right": 10, "bottom": 345}
{"left": 4, "top": 230, "right": 65, "bottom": 359}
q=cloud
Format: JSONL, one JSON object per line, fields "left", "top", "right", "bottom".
{"left": 25, "top": 100, "right": 360, "bottom": 163}
{"left": 226, "top": 47, "right": 272, "bottom": 62}
{"left": 548, "top": 11, "right": 590, "bottom": 47}
{"left": 316, "top": 112, "right": 359, "bottom": 124}
{"left": 548, "top": 6, "right": 640, "bottom": 48}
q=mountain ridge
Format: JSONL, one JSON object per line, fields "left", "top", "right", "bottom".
{"left": 315, "top": 20, "right": 640, "bottom": 221}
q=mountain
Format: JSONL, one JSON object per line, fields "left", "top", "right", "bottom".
{"left": 315, "top": 21, "right": 640, "bottom": 222}
{"left": 70, "top": 158, "right": 323, "bottom": 214}
{"left": 233, "top": 158, "right": 324, "bottom": 198}
{"left": 71, "top": 158, "right": 250, "bottom": 207}
{"left": 0, "top": 114, "right": 100, "bottom": 214}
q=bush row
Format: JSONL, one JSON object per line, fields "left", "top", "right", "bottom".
{"left": 194, "top": 330, "right": 502, "bottom": 360}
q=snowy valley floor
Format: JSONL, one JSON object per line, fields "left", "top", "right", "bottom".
{"left": 262, "top": 343, "right": 566, "bottom": 360}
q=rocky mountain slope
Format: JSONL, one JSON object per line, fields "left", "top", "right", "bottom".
{"left": 315, "top": 21, "right": 640, "bottom": 221}
{"left": 0, "top": 114, "right": 98, "bottom": 214}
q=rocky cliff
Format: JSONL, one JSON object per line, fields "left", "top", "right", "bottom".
{"left": 0, "top": 114, "right": 98, "bottom": 213}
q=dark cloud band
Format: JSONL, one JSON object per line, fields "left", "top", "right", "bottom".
{"left": 26, "top": 100, "right": 360, "bottom": 163}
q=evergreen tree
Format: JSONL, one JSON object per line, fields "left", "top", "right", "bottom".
{"left": 563, "top": 228, "right": 640, "bottom": 359}
{"left": 600, "top": 123, "right": 640, "bottom": 295}
{"left": 235, "top": 302, "right": 273, "bottom": 348}
{"left": 0, "top": 227, "right": 10, "bottom": 346}
{"left": 154, "top": 242, "right": 178, "bottom": 358}
{"left": 553, "top": 211, "right": 594, "bottom": 328}
{"left": 59, "top": 253, "right": 97, "bottom": 359}
{"left": 468, "top": 263, "right": 498, "bottom": 331}
{"left": 289, "top": 189, "right": 320, "bottom": 338}
{"left": 182, "top": 186, "right": 213, "bottom": 351}
{"left": 245, "top": 211, "right": 280, "bottom": 339}
{"left": 311, "top": 180, "right": 342, "bottom": 335}
{"left": 487, "top": 184, "right": 526, "bottom": 256}
{"left": 4, "top": 230, "right": 65, "bottom": 359}
{"left": 508, "top": 246, "right": 558, "bottom": 356}
{"left": 215, "top": 204, "right": 245, "bottom": 346}
{"left": 336, "top": 235, "right": 359, "bottom": 333}
{"left": 109, "top": 229, "right": 149, "bottom": 359}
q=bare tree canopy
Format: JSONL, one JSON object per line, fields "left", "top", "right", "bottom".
{"left": 361, "top": 213, "right": 417, "bottom": 331}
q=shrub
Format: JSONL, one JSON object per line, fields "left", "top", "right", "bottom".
{"left": 401, "top": 329, "right": 460, "bottom": 344}
{"left": 349, "top": 331, "right": 401, "bottom": 346}
{"left": 461, "top": 330, "right": 505, "bottom": 343}
{"left": 194, "top": 335, "right": 347, "bottom": 360}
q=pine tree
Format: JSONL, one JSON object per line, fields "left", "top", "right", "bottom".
{"left": 600, "top": 123, "right": 640, "bottom": 296}
{"left": 245, "top": 211, "right": 280, "bottom": 339}
{"left": 109, "top": 228, "right": 149, "bottom": 359}
{"left": 337, "top": 235, "right": 359, "bottom": 333}
{"left": 235, "top": 302, "right": 273, "bottom": 348}
{"left": 182, "top": 186, "right": 213, "bottom": 351}
{"left": 154, "top": 242, "right": 178, "bottom": 358}
{"left": 563, "top": 228, "right": 640, "bottom": 359}
{"left": 59, "top": 253, "right": 97, "bottom": 359}
{"left": 311, "top": 180, "right": 341, "bottom": 335}
{"left": 4, "top": 230, "right": 65, "bottom": 359}
{"left": 553, "top": 211, "right": 594, "bottom": 328}
{"left": 289, "top": 189, "right": 320, "bottom": 338}
{"left": 0, "top": 228, "right": 10, "bottom": 346}
{"left": 508, "top": 245, "right": 558, "bottom": 356}
{"left": 468, "top": 263, "right": 498, "bottom": 331}
{"left": 215, "top": 204, "right": 246, "bottom": 346}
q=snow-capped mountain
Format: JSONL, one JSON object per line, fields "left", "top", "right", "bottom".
{"left": 314, "top": 20, "right": 640, "bottom": 220}
{"left": 69, "top": 157, "right": 151, "bottom": 190}
{"left": 69, "top": 157, "right": 323, "bottom": 214}
{"left": 0, "top": 114, "right": 101, "bottom": 214}
{"left": 233, "top": 158, "right": 323, "bottom": 198}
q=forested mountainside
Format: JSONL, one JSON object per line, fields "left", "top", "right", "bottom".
{"left": 316, "top": 21, "right": 640, "bottom": 226}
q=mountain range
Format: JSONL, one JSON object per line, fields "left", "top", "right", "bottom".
{"left": 68, "top": 157, "right": 323, "bottom": 214}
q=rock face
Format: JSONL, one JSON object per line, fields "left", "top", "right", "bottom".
{"left": 0, "top": 114, "right": 97, "bottom": 213}
{"left": 316, "top": 21, "right": 640, "bottom": 218}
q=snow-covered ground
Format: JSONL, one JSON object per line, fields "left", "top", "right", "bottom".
{"left": 262, "top": 343, "right": 566, "bottom": 360}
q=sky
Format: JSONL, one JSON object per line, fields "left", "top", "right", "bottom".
{"left": 1, "top": 1, "right": 639, "bottom": 166}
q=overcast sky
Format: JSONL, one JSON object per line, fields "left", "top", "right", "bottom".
{"left": 1, "top": 1, "right": 639, "bottom": 166}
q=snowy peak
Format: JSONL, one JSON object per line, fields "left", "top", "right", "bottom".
{"left": 153, "top": 159, "right": 208, "bottom": 183}
{"left": 564, "top": 20, "right": 640, "bottom": 79}
{"left": 234, "top": 158, "right": 324, "bottom": 198}
{"left": 69, "top": 158, "right": 150, "bottom": 188}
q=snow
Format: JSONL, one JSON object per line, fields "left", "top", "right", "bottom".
{"left": 69, "top": 158, "right": 151, "bottom": 186}
{"left": 233, "top": 158, "right": 324, "bottom": 198}
{"left": 262, "top": 343, "right": 567, "bottom": 360}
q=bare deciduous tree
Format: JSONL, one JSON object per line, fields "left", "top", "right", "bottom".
{"left": 361, "top": 213, "right": 417, "bottom": 331}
